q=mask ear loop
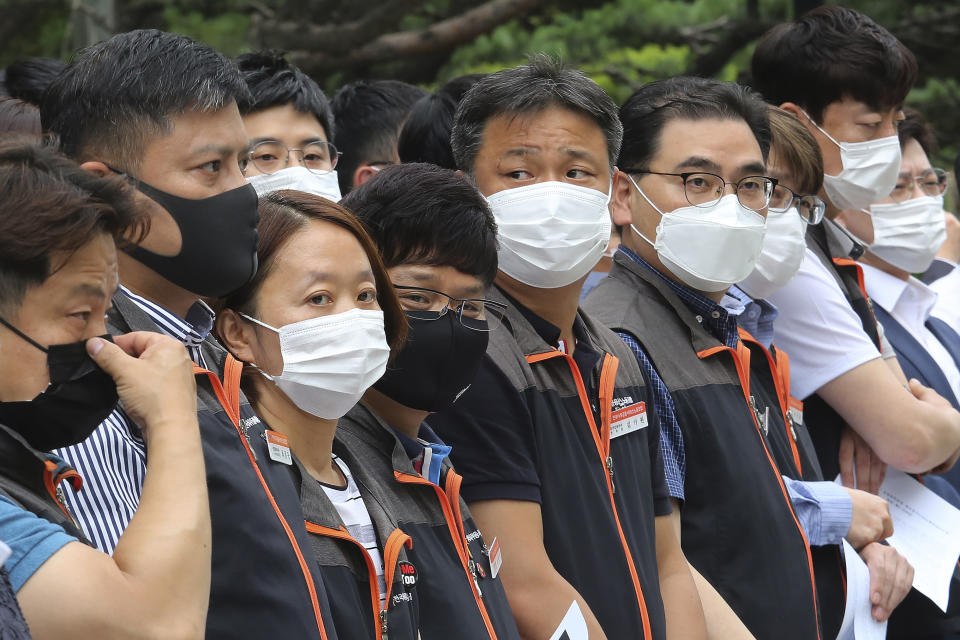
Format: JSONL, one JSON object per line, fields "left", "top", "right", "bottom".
{"left": 624, "top": 173, "right": 664, "bottom": 251}
{"left": 800, "top": 110, "right": 843, "bottom": 150}
{"left": 0, "top": 316, "right": 48, "bottom": 353}
{"left": 237, "top": 312, "right": 281, "bottom": 381}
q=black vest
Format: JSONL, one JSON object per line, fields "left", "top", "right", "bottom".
{"left": 584, "top": 255, "right": 822, "bottom": 640}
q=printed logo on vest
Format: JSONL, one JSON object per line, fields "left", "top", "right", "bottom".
{"left": 399, "top": 561, "right": 417, "bottom": 590}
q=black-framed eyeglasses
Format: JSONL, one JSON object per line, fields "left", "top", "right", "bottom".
{"left": 246, "top": 139, "right": 341, "bottom": 175}
{"left": 889, "top": 168, "right": 947, "bottom": 203}
{"left": 393, "top": 285, "right": 507, "bottom": 332}
{"left": 624, "top": 169, "right": 778, "bottom": 212}
{"left": 768, "top": 184, "right": 826, "bottom": 224}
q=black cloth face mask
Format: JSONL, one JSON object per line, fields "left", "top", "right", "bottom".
{"left": 112, "top": 168, "right": 260, "bottom": 298}
{"left": 374, "top": 311, "right": 489, "bottom": 412}
{"left": 0, "top": 316, "right": 118, "bottom": 451}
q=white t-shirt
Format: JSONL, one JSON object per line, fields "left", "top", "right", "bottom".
{"left": 861, "top": 263, "right": 960, "bottom": 402}
{"left": 766, "top": 247, "right": 882, "bottom": 400}
{"left": 321, "top": 455, "right": 386, "bottom": 604}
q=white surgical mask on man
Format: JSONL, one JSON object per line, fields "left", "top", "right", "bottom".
{"left": 738, "top": 206, "right": 808, "bottom": 300}
{"left": 240, "top": 308, "right": 389, "bottom": 419}
{"left": 804, "top": 111, "right": 901, "bottom": 211}
{"left": 861, "top": 194, "right": 947, "bottom": 273}
{"left": 627, "top": 175, "right": 767, "bottom": 293}
{"left": 485, "top": 181, "right": 612, "bottom": 289}
{"left": 247, "top": 166, "right": 342, "bottom": 202}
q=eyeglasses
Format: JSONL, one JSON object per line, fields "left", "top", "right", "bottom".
{"left": 889, "top": 168, "right": 947, "bottom": 203}
{"left": 768, "top": 184, "right": 826, "bottom": 224}
{"left": 247, "top": 139, "right": 341, "bottom": 175}
{"left": 393, "top": 285, "right": 507, "bottom": 332}
{"left": 626, "top": 170, "right": 778, "bottom": 212}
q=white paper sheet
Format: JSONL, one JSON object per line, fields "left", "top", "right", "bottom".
{"left": 836, "top": 539, "right": 887, "bottom": 640}
{"left": 878, "top": 469, "right": 960, "bottom": 612}
{"left": 549, "top": 600, "right": 588, "bottom": 640}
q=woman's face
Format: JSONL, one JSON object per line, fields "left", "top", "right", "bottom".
{"left": 245, "top": 219, "right": 380, "bottom": 376}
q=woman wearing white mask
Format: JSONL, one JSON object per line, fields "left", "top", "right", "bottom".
{"left": 214, "top": 191, "right": 426, "bottom": 640}
{"left": 836, "top": 111, "right": 960, "bottom": 413}
{"left": 237, "top": 51, "right": 344, "bottom": 202}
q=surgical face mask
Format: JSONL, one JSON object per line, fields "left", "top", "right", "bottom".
{"left": 863, "top": 194, "right": 946, "bottom": 273}
{"left": 240, "top": 308, "right": 390, "bottom": 420}
{"left": 485, "top": 181, "right": 612, "bottom": 289}
{"left": 738, "top": 207, "right": 808, "bottom": 300}
{"left": 804, "top": 112, "right": 901, "bottom": 211}
{"left": 627, "top": 175, "right": 767, "bottom": 293}
{"left": 0, "top": 317, "right": 118, "bottom": 451}
{"left": 247, "top": 166, "right": 342, "bottom": 202}
{"left": 113, "top": 168, "right": 260, "bottom": 298}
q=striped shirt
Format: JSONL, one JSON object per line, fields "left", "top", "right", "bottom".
{"left": 53, "top": 286, "right": 215, "bottom": 553}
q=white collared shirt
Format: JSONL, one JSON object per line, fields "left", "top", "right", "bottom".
{"left": 861, "top": 263, "right": 960, "bottom": 401}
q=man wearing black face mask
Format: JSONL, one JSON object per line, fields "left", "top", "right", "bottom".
{"left": 0, "top": 139, "right": 213, "bottom": 638}
{"left": 41, "top": 30, "right": 336, "bottom": 639}
{"left": 338, "top": 163, "right": 521, "bottom": 639}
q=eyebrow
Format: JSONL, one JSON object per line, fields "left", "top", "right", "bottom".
{"left": 674, "top": 156, "right": 722, "bottom": 173}
{"left": 503, "top": 147, "right": 540, "bottom": 159}
{"left": 70, "top": 283, "right": 113, "bottom": 300}
{"left": 462, "top": 284, "right": 487, "bottom": 297}
{"left": 738, "top": 162, "right": 767, "bottom": 175}
{"left": 190, "top": 143, "right": 239, "bottom": 157}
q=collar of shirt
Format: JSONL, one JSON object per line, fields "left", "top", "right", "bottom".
{"left": 389, "top": 423, "right": 452, "bottom": 485}
{"left": 618, "top": 246, "right": 740, "bottom": 349}
{"left": 860, "top": 262, "right": 938, "bottom": 329}
{"left": 723, "top": 285, "right": 780, "bottom": 349}
{"left": 119, "top": 285, "right": 214, "bottom": 351}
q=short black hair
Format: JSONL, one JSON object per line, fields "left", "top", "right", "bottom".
{"left": 41, "top": 29, "right": 250, "bottom": 169}
{"left": 452, "top": 55, "right": 622, "bottom": 175}
{"left": 898, "top": 108, "right": 937, "bottom": 158}
{"left": 235, "top": 50, "right": 335, "bottom": 139}
{"left": 330, "top": 80, "right": 428, "bottom": 195}
{"left": 3, "top": 57, "right": 65, "bottom": 106}
{"left": 618, "top": 76, "right": 771, "bottom": 172}
{"left": 752, "top": 6, "right": 917, "bottom": 122}
{"left": 398, "top": 74, "right": 485, "bottom": 170}
{"left": 0, "top": 138, "right": 145, "bottom": 315}
{"left": 340, "top": 162, "right": 499, "bottom": 286}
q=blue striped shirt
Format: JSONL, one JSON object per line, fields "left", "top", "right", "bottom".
{"left": 53, "top": 286, "right": 214, "bottom": 553}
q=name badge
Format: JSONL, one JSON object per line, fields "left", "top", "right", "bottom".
{"left": 788, "top": 398, "right": 804, "bottom": 427}
{"left": 489, "top": 537, "right": 503, "bottom": 579}
{"left": 610, "top": 402, "right": 648, "bottom": 440}
{"left": 265, "top": 430, "right": 292, "bottom": 465}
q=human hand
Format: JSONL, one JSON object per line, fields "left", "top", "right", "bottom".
{"left": 859, "top": 542, "right": 913, "bottom": 622}
{"left": 86, "top": 333, "right": 197, "bottom": 434}
{"left": 838, "top": 424, "right": 887, "bottom": 493}
{"left": 936, "top": 211, "right": 960, "bottom": 263}
{"left": 843, "top": 488, "right": 893, "bottom": 550}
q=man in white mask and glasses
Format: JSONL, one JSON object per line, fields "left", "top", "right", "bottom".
{"left": 751, "top": 6, "right": 960, "bottom": 496}
{"left": 428, "top": 57, "right": 706, "bottom": 640}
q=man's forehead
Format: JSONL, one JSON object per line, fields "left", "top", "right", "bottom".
{"left": 482, "top": 108, "right": 607, "bottom": 152}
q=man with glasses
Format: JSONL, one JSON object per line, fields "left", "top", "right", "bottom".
{"left": 585, "top": 76, "right": 836, "bottom": 640}
{"left": 338, "top": 162, "right": 520, "bottom": 640}
{"left": 237, "top": 51, "right": 342, "bottom": 202}
{"left": 425, "top": 58, "right": 706, "bottom": 640}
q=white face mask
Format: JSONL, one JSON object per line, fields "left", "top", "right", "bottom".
{"left": 804, "top": 112, "right": 901, "bottom": 211}
{"left": 738, "top": 207, "right": 808, "bottom": 299}
{"left": 241, "top": 308, "right": 389, "bottom": 419}
{"left": 485, "top": 181, "right": 612, "bottom": 289}
{"left": 627, "top": 175, "right": 767, "bottom": 293}
{"left": 247, "top": 166, "right": 342, "bottom": 202}
{"left": 862, "top": 194, "right": 946, "bottom": 273}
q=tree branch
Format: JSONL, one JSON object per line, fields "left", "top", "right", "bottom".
{"left": 288, "top": 0, "right": 544, "bottom": 76}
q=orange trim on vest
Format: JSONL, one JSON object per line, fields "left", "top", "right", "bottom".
{"left": 42, "top": 460, "right": 74, "bottom": 521}
{"left": 832, "top": 258, "right": 882, "bottom": 350}
{"left": 697, "top": 343, "right": 823, "bottom": 640}
{"left": 197, "top": 359, "right": 328, "bottom": 640}
{"left": 395, "top": 470, "right": 498, "bottom": 639}
{"left": 523, "top": 350, "right": 653, "bottom": 639}
{"left": 382, "top": 529, "right": 414, "bottom": 628}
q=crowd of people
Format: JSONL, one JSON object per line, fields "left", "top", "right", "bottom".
{"left": 0, "top": 4, "right": 959, "bottom": 639}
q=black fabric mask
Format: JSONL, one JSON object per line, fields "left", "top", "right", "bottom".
{"left": 374, "top": 312, "right": 489, "bottom": 412}
{"left": 121, "top": 173, "right": 260, "bottom": 298}
{"left": 0, "top": 317, "right": 118, "bottom": 451}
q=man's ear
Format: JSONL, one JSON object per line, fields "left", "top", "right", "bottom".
{"left": 80, "top": 161, "right": 111, "bottom": 178}
{"left": 779, "top": 102, "right": 804, "bottom": 120}
{"left": 214, "top": 309, "right": 257, "bottom": 365}
{"left": 610, "top": 169, "right": 635, "bottom": 228}
{"left": 353, "top": 165, "right": 379, "bottom": 189}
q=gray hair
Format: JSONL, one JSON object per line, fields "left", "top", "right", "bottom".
{"left": 451, "top": 55, "right": 623, "bottom": 175}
